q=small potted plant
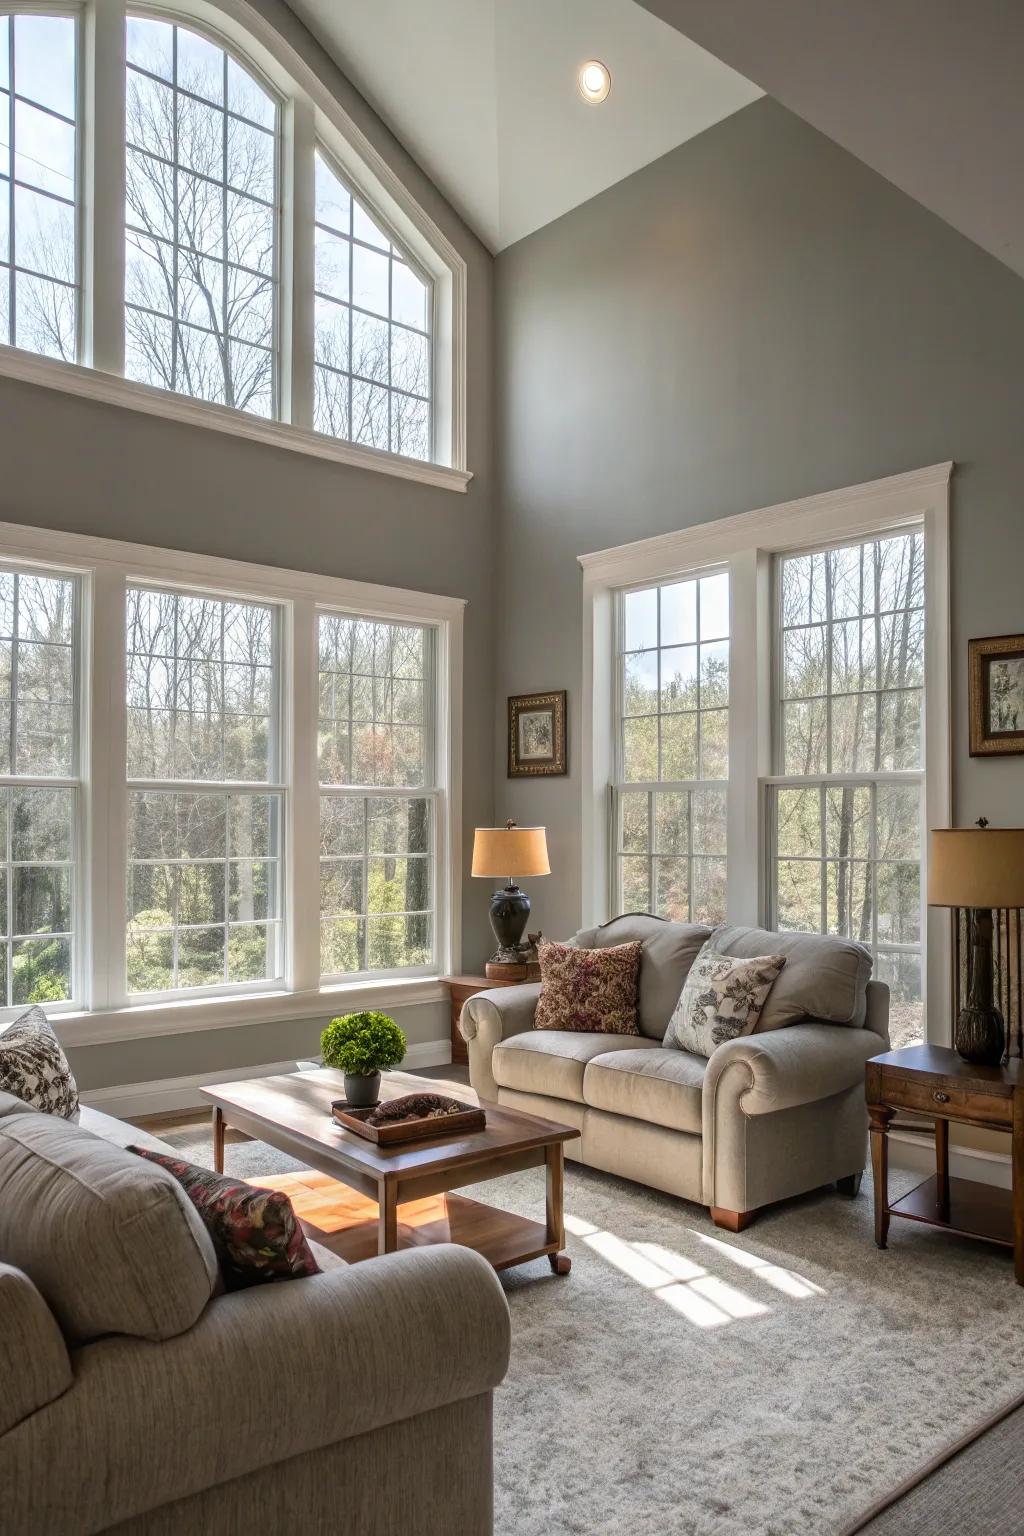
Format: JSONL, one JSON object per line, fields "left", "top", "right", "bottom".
{"left": 321, "top": 1011, "right": 407, "bottom": 1107}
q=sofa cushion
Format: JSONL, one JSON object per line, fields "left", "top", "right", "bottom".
{"left": 664, "top": 947, "right": 786, "bottom": 1057}
{"left": 0, "top": 1106, "right": 219, "bottom": 1345}
{"left": 0, "top": 1262, "right": 72, "bottom": 1436}
{"left": 493, "top": 1030, "right": 661, "bottom": 1104}
{"left": 0, "top": 1006, "right": 79, "bottom": 1118}
{"left": 535, "top": 938, "right": 642, "bottom": 1035}
{"left": 583, "top": 1048, "right": 706, "bottom": 1135}
{"left": 571, "top": 916, "right": 712, "bottom": 1038}
{"left": 706, "top": 924, "right": 872, "bottom": 1030}
{"left": 130, "top": 1147, "right": 321, "bottom": 1291}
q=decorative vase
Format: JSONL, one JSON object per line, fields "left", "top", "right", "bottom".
{"left": 344, "top": 1070, "right": 381, "bottom": 1107}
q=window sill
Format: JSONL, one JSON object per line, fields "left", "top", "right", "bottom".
{"left": 0, "top": 344, "right": 473, "bottom": 495}
{"left": 54, "top": 975, "right": 449, "bottom": 1047}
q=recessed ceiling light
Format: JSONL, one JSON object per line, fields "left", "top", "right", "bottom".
{"left": 577, "top": 59, "right": 611, "bottom": 104}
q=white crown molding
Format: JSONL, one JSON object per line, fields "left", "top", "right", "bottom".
{"left": 578, "top": 462, "right": 953, "bottom": 587}
{"left": 0, "top": 344, "right": 472, "bottom": 493}
{"left": 79, "top": 1037, "right": 453, "bottom": 1116}
{"left": 57, "top": 978, "right": 449, "bottom": 1048}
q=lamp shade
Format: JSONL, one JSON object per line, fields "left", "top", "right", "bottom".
{"left": 928, "top": 828, "right": 1024, "bottom": 909}
{"left": 472, "top": 825, "right": 550, "bottom": 879}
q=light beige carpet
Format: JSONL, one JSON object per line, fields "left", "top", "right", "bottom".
{"left": 165, "top": 1126, "right": 1024, "bottom": 1536}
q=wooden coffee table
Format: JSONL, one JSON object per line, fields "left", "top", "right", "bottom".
{"left": 200, "top": 1068, "right": 580, "bottom": 1274}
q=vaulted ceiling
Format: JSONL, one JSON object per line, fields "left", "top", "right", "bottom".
{"left": 637, "top": 0, "right": 1024, "bottom": 280}
{"left": 285, "top": 0, "right": 762, "bottom": 252}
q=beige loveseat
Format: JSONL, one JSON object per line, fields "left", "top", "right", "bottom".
{"left": 0, "top": 1090, "right": 510, "bottom": 1536}
{"left": 462, "top": 916, "right": 889, "bottom": 1231}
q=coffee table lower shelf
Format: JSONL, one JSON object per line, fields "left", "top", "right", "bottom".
{"left": 889, "top": 1173, "right": 1013, "bottom": 1248}
{"left": 257, "top": 1169, "right": 571, "bottom": 1273}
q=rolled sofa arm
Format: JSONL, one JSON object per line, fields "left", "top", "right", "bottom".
{"left": 701, "top": 1024, "right": 880, "bottom": 1211}
{"left": 864, "top": 979, "right": 891, "bottom": 1045}
{"left": 462, "top": 983, "right": 540, "bottom": 1102}
{"left": 1, "top": 1246, "right": 511, "bottom": 1536}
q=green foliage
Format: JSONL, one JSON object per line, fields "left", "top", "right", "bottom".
{"left": 321, "top": 1011, "right": 406, "bottom": 1076}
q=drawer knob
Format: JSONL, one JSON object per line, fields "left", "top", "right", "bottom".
{"left": 933, "top": 1091, "right": 950, "bottom": 1104}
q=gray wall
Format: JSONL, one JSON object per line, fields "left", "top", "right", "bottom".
{"left": 0, "top": 0, "right": 495, "bottom": 1088}
{"left": 494, "top": 96, "right": 1024, "bottom": 941}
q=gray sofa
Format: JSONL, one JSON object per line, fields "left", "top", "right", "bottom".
{"left": 462, "top": 915, "right": 889, "bottom": 1230}
{"left": 0, "top": 1089, "right": 511, "bottom": 1536}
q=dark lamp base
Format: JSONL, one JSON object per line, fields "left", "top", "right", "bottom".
{"left": 955, "top": 1006, "right": 1005, "bottom": 1067}
{"left": 488, "top": 883, "right": 531, "bottom": 962}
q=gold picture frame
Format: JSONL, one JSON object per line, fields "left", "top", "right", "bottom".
{"left": 508, "top": 691, "right": 567, "bottom": 777}
{"left": 969, "top": 634, "right": 1024, "bottom": 756}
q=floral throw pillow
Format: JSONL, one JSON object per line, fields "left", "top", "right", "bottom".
{"left": 664, "top": 946, "right": 787, "bottom": 1058}
{"left": 534, "top": 938, "right": 643, "bottom": 1035}
{"left": 129, "top": 1147, "right": 320, "bottom": 1291}
{"left": 0, "top": 1007, "right": 79, "bottom": 1118}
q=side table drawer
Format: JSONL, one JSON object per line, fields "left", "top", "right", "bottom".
{"left": 882, "top": 1074, "right": 1010, "bottom": 1127}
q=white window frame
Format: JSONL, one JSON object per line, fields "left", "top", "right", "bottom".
{"left": 0, "top": 0, "right": 470, "bottom": 493}
{"left": 580, "top": 462, "right": 952, "bottom": 1042}
{"left": 610, "top": 566, "right": 730, "bottom": 923}
{"left": 317, "top": 609, "right": 441, "bottom": 984}
{"left": 0, "top": 515, "right": 463, "bottom": 1043}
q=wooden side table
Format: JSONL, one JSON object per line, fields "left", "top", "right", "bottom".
{"left": 443, "top": 975, "right": 520, "bottom": 1065}
{"left": 866, "top": 1043, "right": 1024, "bottom": 1284}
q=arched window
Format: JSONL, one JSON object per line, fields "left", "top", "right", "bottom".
{"left": 0, "top": 2, "right": 465, "bottom": 486}
{"left": 0, "top": 13, "right": 78, "bottom": 359}
{"left": 124, "top": 16, "right": 278, "bottom": 415}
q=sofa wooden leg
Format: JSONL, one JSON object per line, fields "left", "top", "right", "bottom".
{"left": 837, "top": 1171, "right": 864, "bottom": 1197}
{"left": 710, "top": 1206, "right": 756, "bottom": 1233}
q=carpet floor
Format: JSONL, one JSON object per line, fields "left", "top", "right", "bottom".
{"left": 163, "top": 1124, "right": 1024, "bottom": 1536}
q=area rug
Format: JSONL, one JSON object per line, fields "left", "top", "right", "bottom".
{"left": 163, "top": 1125, "right": 1024, "bottom": 1536}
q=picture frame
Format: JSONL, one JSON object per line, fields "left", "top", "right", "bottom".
{"left": 508, "top": 691, "right": 568, "bottom": 777}
{"left": 969, "top": 634, "right": 1024, "bottom": 756}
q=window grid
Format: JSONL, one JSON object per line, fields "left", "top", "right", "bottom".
{"left": 769, "top": 530, "right": 925, "bottom": 1048}
{"left": 125, "top": 583, "right": 285, "bottom": 1000}
{"left": 0, "top": 13, "right": 79, "bottom": 360}
{"left": 613, "top": 573, "right": 729, "bottom": 924}
{"left": 318, "top": 613, "right": 437, "bottom": 979}
{"left": 124, "top": 18, "right": 279, "bottom": 417}
{"left": 313, "top": 148, "right": 432, "bottom": 462}
{"left": 0, "top": 565, "right": 81, "bottom": 1009}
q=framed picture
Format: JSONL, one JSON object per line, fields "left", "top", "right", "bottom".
{"left": 969, "top": 634, "right": 1024, "bottom": 755}
{"left": 508, "top": 691, "right": 567, "bottom": 777}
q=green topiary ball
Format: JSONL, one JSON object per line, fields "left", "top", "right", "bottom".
{"left": 321, "top": 1011, "right": 407, "bottom": 1077}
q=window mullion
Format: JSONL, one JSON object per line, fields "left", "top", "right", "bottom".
{"left": 83, "top": 0, "right": 127, "bottom": 374}
{"left": 282, "top": 97, "right": 315, "bottom": 428}
{"left": 87, "top": 566, "right": 128, "bottom": 1010}
{"left": 288, "top": 597, "right": 319, "bottom": 991}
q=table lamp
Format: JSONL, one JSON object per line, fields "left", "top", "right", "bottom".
{"left": 472, "top": 821, "right": 550, "bottom": 967}
{"left": 928, "top": 822, "right": 1024, "bottom": 1065}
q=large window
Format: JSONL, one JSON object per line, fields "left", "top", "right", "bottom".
{"left": 613, "top": 572, "right": 729, "bottom": 924}
{"left": 313, "top": 150, "right": 431, "bottom": 459}
{"left": 0, "top": 5, "right": 462, "bottom": 479}
{"left": 125, "top": 585, "right": 283, "bottom": 997}
{"left": 0, "top": 565, "right": 79, "bottom": 1007}
{"left": 769, "top": 531, "right": 925, "bottom": 1046}
{"left": 124, "top": 17, "right": 278, "bottom": 415}
{"left": 318, "top": 613, "right": 435, "bottom": 977}
{"left": 0, "top": 13, "right": 78, "bottom": 359}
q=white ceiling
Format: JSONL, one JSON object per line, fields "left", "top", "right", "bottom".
{"left": 285, "top": 0, "right": 762, "bottom": 252}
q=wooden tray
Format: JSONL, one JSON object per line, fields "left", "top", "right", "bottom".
{"left": 331, "top": 1099, "right": 486, "bottom": 1145}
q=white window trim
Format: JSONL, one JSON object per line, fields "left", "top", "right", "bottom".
{"left": 0, "top": 0, "right": 471, "bottom": 494}
{"left": 0, "top": 516, "right": 464, "bottom": 1043}
{"left": 580, "top": 461, "right": 952, "bottom": 1040}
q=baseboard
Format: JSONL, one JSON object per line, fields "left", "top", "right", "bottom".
{"left": 889, "top": 1127, "right": 1012, "bottom": 1190}
{"left": 79, "top": 1038, "right": 454, "bottom": 1118}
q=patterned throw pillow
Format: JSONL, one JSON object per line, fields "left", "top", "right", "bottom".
{"left": 0, "top": 1007, "right": 79, "bottom": 1118}
{"left": 664, "top": 946, "right": 787, "bottom": 1057}
{"left": 129, "top": 1147, "right": 320, "bottom": 1291}
{"left": 534, "top": 938, "right": 643, "bottom": 1035}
